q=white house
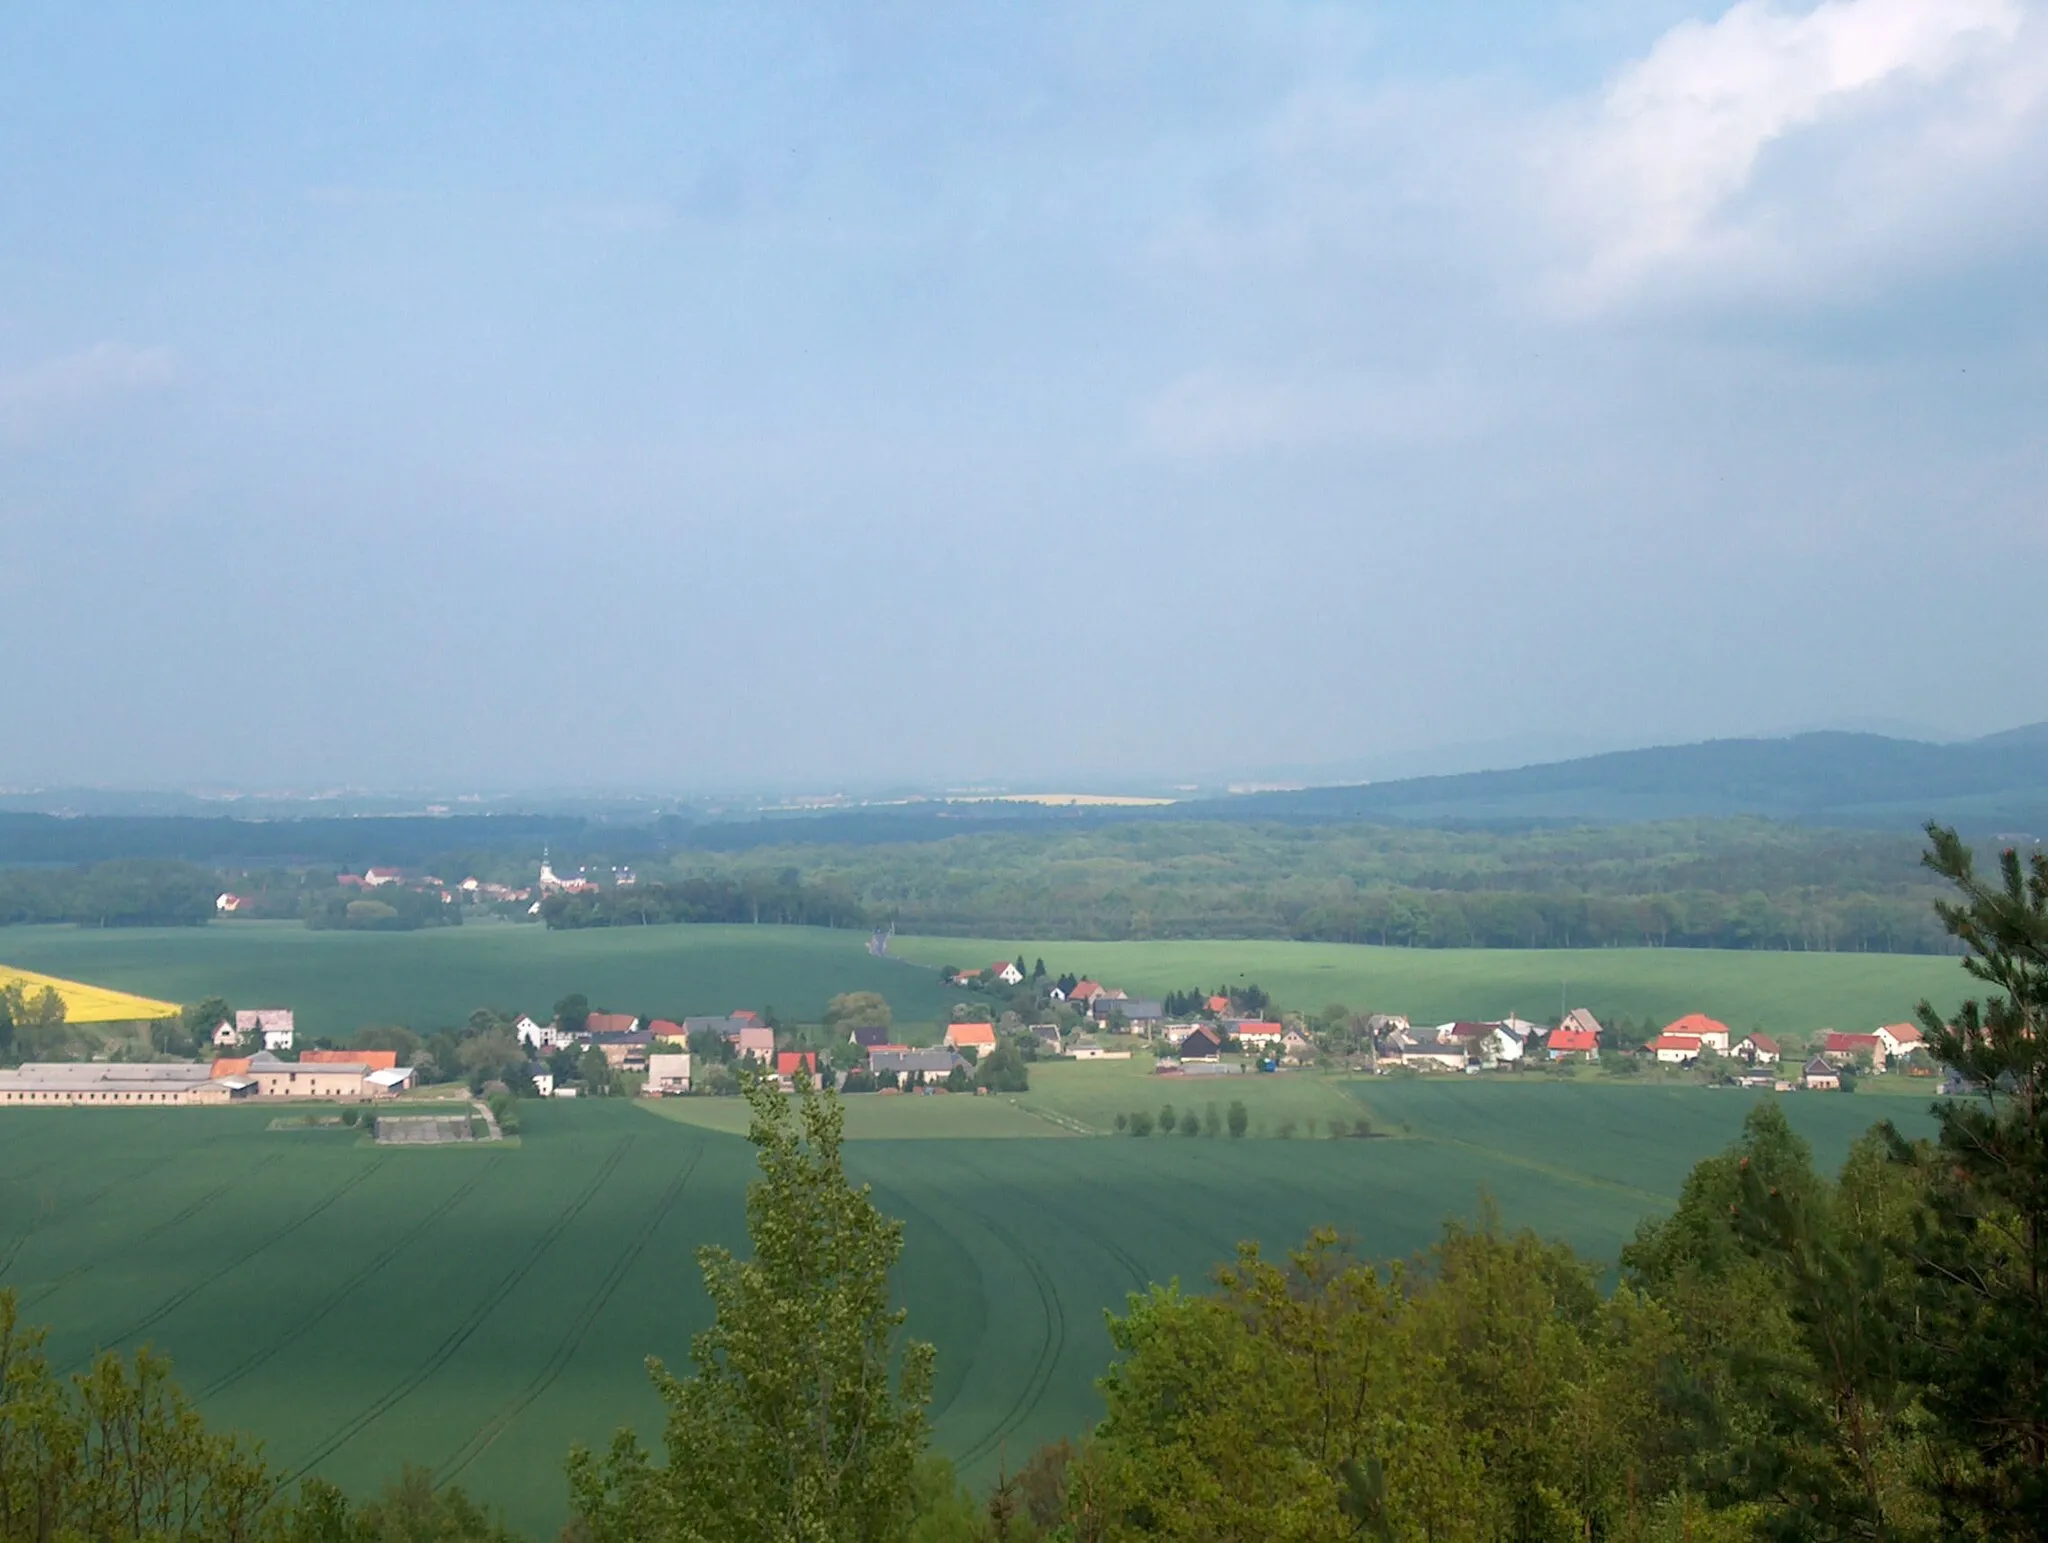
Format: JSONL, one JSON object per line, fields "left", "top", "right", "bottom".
{"left": 211, "top": 1019, "right": 240, "bottom": 1047}
{"left": 515, "top": 1014, "right": 571, "bottom": 1051}
{"left": 1876, "top": 1023, "right": 1925, "bottom": 1060}
{"left": 644, "top": 1053, "right": 691, "bottom": 1096}
{"left": 529, "top": 1066, "right": 556, "bottom": 1097}
{"left": 990, "top": 960, "right": 1025, "bottom": 986}
{"left": 1734, "top": 1033, "right": 1781, "bottom": 1066}
{"left": 363, "top": 867, "right": 405, "bottom": 887}
{"left": 237, "top": 1009, "right": 294, "bottom": 1051}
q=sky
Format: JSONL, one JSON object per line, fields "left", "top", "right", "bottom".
{"left": 2, "top": 0, "right": 2045, "bottom": 793}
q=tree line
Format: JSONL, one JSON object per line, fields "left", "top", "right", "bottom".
{"left": 538, "top": 874, "right": 866, "bottom": 931}
{"left": 0, "top": 860, "right": 217, "bottom": 927}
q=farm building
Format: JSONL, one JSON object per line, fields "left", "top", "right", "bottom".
{"left": 1177, "top": 1026, "right": 1225, "bottom": 1062}
{"left": 1225, "top": 1020, "right": 1285, "bottom": 1049}
{"left": 586, "top": 1029, "right": 652, "bottom": 1068}
{"left": 0, "top": 1062, "right": 252, "bottom": 1106}
{"left": 1734, "top": 1033, "right": 1781, "bottom": 1065}
{"left": 1802, "top": 1057, "right": 1841, "bottom": 1091}
{"left": 1090, "top": 998, "right": 1163, "bottom": 1027}
{"left": 303, "top": 1048, "right": 399, "bottom": 1070}
{"left": 869, "top": 1049, "right": 960, "bottom": 1079}
{"left": 1822, "top": 1031, "right": 1886, "bottom": 1066}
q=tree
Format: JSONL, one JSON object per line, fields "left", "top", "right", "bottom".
{"left": 1888, "top": 825, "right": 2048, "bottom": 1533}
{"left": 567, "top": 1072, "right": 934, "bottom": 1543}
{"left": 1178, "top": 1109, "right": 1200, "bottom": 1137}
{"left": 1159, "top": 1104, "right": 1176, "bottom": 1134}
{"left": 823, "top": 992, "right": 892, "bottom": 1038}
{"left": 458, "top": 1029, "right": 525, "bottom": 1090}
{"left": 554, "top": 993, "right": 591, "bottom": 1036}
{"left": 973, "top": 1042, "right": 1029, "bottom": 1094}
{"left": 1128, "top": 1110, "right": 1154, "bottom": 1137}
{"left": 179, "top": 995, "right": 233, "bottom": 1051}
{"left": 1227, "top": 1099, "right": 1249, "bottom": 1139}
{"left": 0, "top": 982, "right": 66, "bottom": 1061}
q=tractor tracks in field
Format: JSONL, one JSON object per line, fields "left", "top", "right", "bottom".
{"left": 61, "top": 1160, "right": 389, "bottom": 1374}
{"left": 281, "top": 1137, "right": 636, "bottom": 1487}
{"left": 942, "top": 1153, "right": 1068, "bottom": 1473}
{"left": 433, "top": 1141, "right": 704, "bottom": 1488}
{"left": 20, "top": 1176, "right": 239, "bottom": 1313}
{"left": 197, "top": 1161, "right": 498, "bottom": 1400}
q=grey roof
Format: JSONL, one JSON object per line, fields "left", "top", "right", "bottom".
{"left": 0, "top": 1061, "right": 217, "bottom": 1091}
{"left": 850, "top": 1026, "right": 893, "bottom": 1047}
{"left": 869, "top": 1049, "right": 961, "bottom": 1076}
{"left": 1091, "top": 998, "right": 1163, "bottom": 1020}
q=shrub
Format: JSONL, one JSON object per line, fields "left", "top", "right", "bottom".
{"left": 1159, "top": 1104, "right": 1176, "bottom": 1133}
{"left": 1128, "top": 1110, "right": 1154, "bottom": 1137}
{"left": 1178, "top": 1109, "right": 1200, "bottom": 1137}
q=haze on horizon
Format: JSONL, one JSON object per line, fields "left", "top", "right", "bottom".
{"left": 3, "top": 1, "right": 2045, "bottom": 793}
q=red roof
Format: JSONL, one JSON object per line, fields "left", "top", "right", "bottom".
{"left": 1548, "top": 1029, "right": 1599, "bottom": 1052}
{"left": 585, "top": 1012, "right": 638, "bottom": 1035}
{"left": 1069, "top": 980, "right": 1103, "bottom": 1000}
{"left": 1206, "top": 995, "right": 1230, "bottom": 1012}
{"left": 1232, "top": 1021, "right": 1284, "bottom": 1038}
{"left": 647, "top": 1019, "right": 684, "bottom": 1039}
{"left": 777, "top": 1051, "right": 817, "bottom": 1075}
{"left": 211, "top": 1057, "right": 252, "bottom": 1078}
{"left": 1881, "top": 1022, "right": 1924, "bottom": 1044}
{"left": 365, "top": 867, "right": 404, "bottom": 880}
{"left": 304, "top": 1048, "right": 398, "bottom": 1070}
{"left": 1648, "top": 1033, "right": 1703, "bottom": 1052}
{"left": 946, "top": 1022, "right": 996, "bottom": 1047}
{"left": 1739, "top": 1033, "right": 1781, "bottom": 1052}
{"left": 1824, "top": 1032, "right": 1884, "bottom": 1053}
{"left": 1663, "top": 1013, "right": 1730, "bottom": 1040}
{"left": 730, "top": 1010, "right": 761, "bottom": 1024}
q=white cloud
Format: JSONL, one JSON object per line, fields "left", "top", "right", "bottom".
{"left": 0, "top": 343, "right": 177, "bottom": 448}
{"left": 1541, "top": 0, "right": 2046, "bottom": 308}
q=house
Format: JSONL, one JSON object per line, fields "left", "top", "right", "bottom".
{"left": 730, "top": 1009, "right": 762, "bottom": 1025}
{"left": 242, "top": 1051, "right": 388, "bottom": 1099}
{"left": 776, "top": 1051, "right": 819, "bottom": 1087}
{"left": 1391, "top": 1043, "right": 1469, "bottom": 1073}
{"left": 583, "top": 1012, "right": 639, "bottom": 1037}
{"left": 1067, "top": 980, "right": 1106, "bottom": 1005}
{"left": 1479, "top": 1025, "right": 1526, "bottom": 1066}
{"left": 1876, "top": 1023, "right": 1925, "bottom": 1059}
{"left": 1161, "top": 1023, "right": 1202, "bottom": 1048}
{"left": 1068, "top": 1039, "right": 1131, "bottom": 1061}
{"left": 527, "top": 1063, "right": 556, "bottom": 1098}
{"left": 587, "top": 1029, "right": 653, "bottom": 1068}
{"left": 215, "top": 892, "right": 251, "bottom": 914}
{"left": 1091, "top": 997, "right": 1164, "bottom": 1028}
{"left": 1822, "top": 1031, "right": 1886, "bottom": 1067}
{"left": 1226, "top": 1021, "right": 1285, "bottom": 1050}
{"left": 1556, "top": 1008, "right": 1604, "bottom": 1043}
{"left": 869, "top": 1048, "right": 961, "bottom": 1080}
{"left": 1546, "top": 1027, "right": 1601, "bottom": 1060}
{"left": 237, "top": 1009, "right": 294, "bottom": 1051}
{"left": 735, "top": 1025, "right": 776, "bottom": 1064}
{"left": 1206, "top": 995, "right": 1232, "bottom": 1015}
{"left": 1044, "top": 984, "right": 1067, "bottom": 1002}
{"left": 644, "top": 1053, "right": 691, "bottom": 1096}
{"left": 1281, "top": 1026, "right": 1313, "bottom": 1061}
{"left": 849, "top": 1025, "right": 894, "bottom": 1049}
{"left": 1649, "top": 1033, "right": 1703, "bottom": 1065}
{"left": 1734, "top": 1033, "right": 1781, "bottom": 1065}
{"left": 1178, "top": 1026, "right": 1225, "bottom": 1062}
{"left": 944, "top": 1022, "right": 997, "bottom": 1053}
{"left": 516, "top": 1014, "right": 571, "bottom": 1051}
{"left": 1029, "top": 1024, "right": 1063, "bottom": 1054}
{"left": 648, "top": 1019, "right": 687, "bottom": 1045}
{"left": 952, "top": 969, "right": 983, "bottom": 984}
{"left": 363, "top": 867, "right": 405, "bottom": 887}
{"left": 990, "top": 961, "right": 1025, "bottom": 986}
{"left": 211, "top": 1019, "right": 241, "bottom": 1047}
{"left": 1802, "top": 1056, "right": 1841, "bottom": 1091}
{"left": 1661, "top": 1014, "right": 1731, "bottom": 1053}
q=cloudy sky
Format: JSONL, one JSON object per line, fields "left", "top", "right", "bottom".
{"left": 3, "top": 1, "right": 2044, "bottom": 792}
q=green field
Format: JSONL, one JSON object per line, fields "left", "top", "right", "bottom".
{"left": 894, "top": 935, "right": 1964, "bottom": 1038}
{"left": 0, "top": 922, "right": 955, "bottom": 1041}
{"left": 0, "top": 1084, "right": 1941, "bottom": 1535}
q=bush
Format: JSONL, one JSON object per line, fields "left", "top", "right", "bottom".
{"left": 1159, "top": 1103, "right": 1176, "bottom": 1133}
{"left": 1178, "top": 1109, "right": 1200, "bottom": 1137}
{"left": 1114, "top": 1112, "right": 1128, "bottom": 1132}
{"left": 1227, "top": 1099, "right": 1249, "bottom": 1138}
{"left": 1128, "top": 1110, "right": 1154, "bottom": 1137}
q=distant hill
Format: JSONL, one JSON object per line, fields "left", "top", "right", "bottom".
{"left": 1197, "top": 729, "right": 2048, "bottom": 832}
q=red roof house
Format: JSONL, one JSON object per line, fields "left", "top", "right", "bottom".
{"left": 1823, "top": 1031, "right": 1885, "bottom": 1064}
{"left": 1206, "top": 995, "right": 1231, "bottom": 1014}
{"left": 1661, "top": 1013, "right": 1731, "bottom": 1050}
{"left": 944, "top": 1022, "right": 997, "bottom": 1051}
{"left": 648, "top": 1019, "right": 686, "bottom": 1043}
{"left": 1877, "top": 1023, "right": 1924, "bottom": 1057}
{"left": 1649, "top": 1033, "right": 1704, "bottom": 1063}
{"left": 1735, "top": 1033, "right": 1781, "bottom": 1064}
{"left": 1068, "top": 980, "right": 1105, "bottom": 1003}
{"left": 303, "top": 1048, "right": 399, "bottom": 1070}
{"left": 1546, "top": 1028, "right": 1600, "bottom": 1057}
{"left": 584, "top": 1012, "right": 639, "bottom": 1036}
{"left": 777, "top": 1051, "right": 818, "bottom": 1083}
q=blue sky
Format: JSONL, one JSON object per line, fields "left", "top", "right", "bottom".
{"left": 3, "top": 1, "right": 2044, "bottom": 791}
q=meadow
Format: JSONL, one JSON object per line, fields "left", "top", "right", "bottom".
{"left": 0, "top": 921, "right": 956, "bottom": 1041}
{"left": 0, "top": 1082, "right": 1940, "bottom": 1535}
{"left": 893, "top": 934, "right": 1965, "bottom": 1039}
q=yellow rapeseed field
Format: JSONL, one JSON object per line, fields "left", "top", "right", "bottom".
{"left": 0, "top": 966, "right": 179, "bottom": 1024}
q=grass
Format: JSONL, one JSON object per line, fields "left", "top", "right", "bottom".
{"left": 0, "top": 922, "right": 957, "bottom": 1041}
{"left": 0, "top": 1083, "right": 1947, "bottom": 1534}
{"left": 1016, "top": 1057, "right": 1367, "bottom": 1136}
{"left": 644, "top": 1091, "right": 1075, "bottom": 1139}
{"left": 892, "top": 935, "right": 1966, "bottom": 1040}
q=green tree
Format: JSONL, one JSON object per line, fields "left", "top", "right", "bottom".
{"left": 1203, "top": 1103, "right": 1222, "bottom": 1138}
{"left": 1887, "top": 825, "right": 2048, "bottom": 1533}
{"left": 1227, "top": 1099, "right": 1249, "bottom": 1138}
{"left": 1128, "top": 1110, "right": 1154, "bottom": 1137}
{"left": 567, "top": 1072, "right": 934, "bottom": 1543}
{"left": 554, "top": 994, "right": 591, "bottom": 1035}
{"left": 1177, "top": 1109, "right": 1199, "bottom": 1137}
{"left": 823, "top": 992, "right": 892, "bottom": 1038}
{"left": 973, "top": 1041, "right": 1029, "bottom": 1094}
{"left": 179, "top": 995, "right": 233, "bottom": 1050}
{"left": 0, "top": 982, "right": 67, "bottom": 1061}
{"left": 458, "top": 1029, "right": 525, "bottom": 1090}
